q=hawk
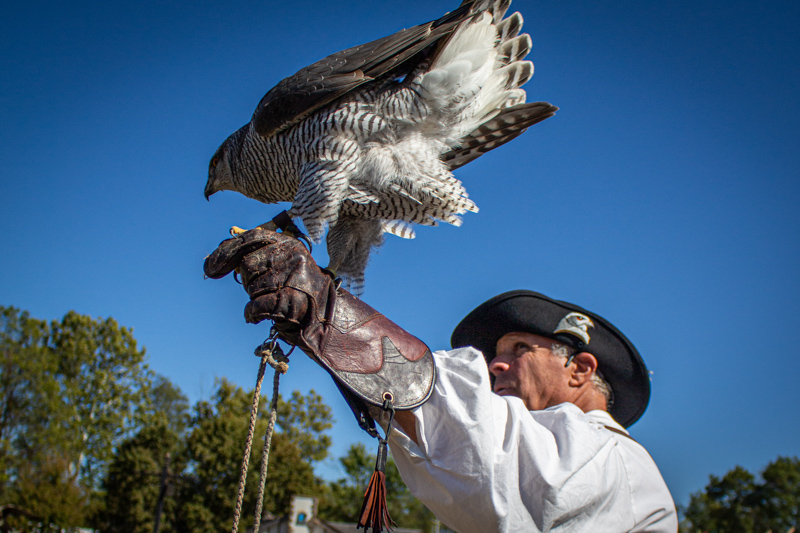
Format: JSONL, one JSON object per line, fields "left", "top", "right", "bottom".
{"left": 205, "top": 0, "right": 557, "bottom": 295}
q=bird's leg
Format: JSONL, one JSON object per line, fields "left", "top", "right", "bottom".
{"left": 228, "top": 212, "right": 284, "bottom": 236}
{"left": 323, "top": 265, "right": 339, "bottom": 279}
{"left": 228, "top": 220, "right": 277, "bottom": 236}
{"left": 267, "top": 211, "right": 312, "bottom": 251}
{"left": 229, "top": 212, "right": 312, "bottom": 251}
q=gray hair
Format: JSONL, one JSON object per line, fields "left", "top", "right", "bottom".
{"left": 551, "top": 342, "right": 614, "bottom": 409}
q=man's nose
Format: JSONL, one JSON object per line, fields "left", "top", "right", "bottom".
{"left": 488, "top": 358, "right": 509, "bottom": 376}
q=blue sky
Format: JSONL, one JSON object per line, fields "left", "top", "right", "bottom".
{"left": 2, "top": 0, "right": 799, "bottom": 510}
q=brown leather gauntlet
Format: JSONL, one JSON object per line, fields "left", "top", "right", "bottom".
{"left": 204, "top": 228, "right": 436, "bottom": 426}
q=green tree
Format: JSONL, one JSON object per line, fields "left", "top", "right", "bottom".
{"left": 0, "top": 307, "right": 53, "bottom": 497}
{"left": 49, "top": 310, "right": 153, "bottom": 489}
{"left": 1, "top": 306, "right": 337, "bottom": 532}
{"left": 318, "top": 443, "right": 373, "bottom": 523}
{"left": 258, "top": 433, "right": 320, "bottom": 515}
{"left": 146, "top": 374, "right": 190, "bottom": 436}
{"left": 100, "top": 418, "right": 184, "bottom": 533}
{"left": 0, "top": 306, "right": 156, "bottom": 529}
{"left": 13, "top": 453, "right": 89, "bottom": 532}
{"left": 681, "top": 456, "right": 800, "bottom": 533}
{"left": 318, "top": 442, "right": 435, "bottom": 532}
{"left": 99, "top": 371, "right": 190, "bottom": 532}
{"left": 174, "top": 379, "right": 321, "bottom": 533}
{"left": 752, "top": 456, "right": 800, "bottom": 532}
{"left": 276, "top": 389, "right": 333, "bottom": 463}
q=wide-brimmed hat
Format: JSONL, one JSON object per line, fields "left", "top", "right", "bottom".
{"left": 450, "top": 290, "right": 650, "bottom": 427}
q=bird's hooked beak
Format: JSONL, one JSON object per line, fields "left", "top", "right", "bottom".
{"left": 204, "top": 180, "right": 216, "bottom": 201}
{"left": 205, "top": 153, "right": 222, "bottom": 200}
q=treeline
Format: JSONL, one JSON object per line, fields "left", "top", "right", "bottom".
{"left": 0, "top": 306, "right": 433, "bottom": 532}
{"left": 680, "top": 456, "right": 799, "bottom": 533}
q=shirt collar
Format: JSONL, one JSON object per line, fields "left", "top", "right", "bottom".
{"left": 585, "top": 409, "right": 629, "bottom": 435}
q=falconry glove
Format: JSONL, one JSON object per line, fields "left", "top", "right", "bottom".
{"left": 203, "top": 227, "right": 436, "bottom": 432}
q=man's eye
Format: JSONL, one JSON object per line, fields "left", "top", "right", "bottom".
{"left": 515, "top": 342, "right": 531, "bottom": 354}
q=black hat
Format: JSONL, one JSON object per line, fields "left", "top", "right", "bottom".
{"left": 450, "top": 290, "right": 650, "bottom": 427}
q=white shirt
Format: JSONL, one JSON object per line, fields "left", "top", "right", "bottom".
{"left": 387, "top": 347, "right": 678, "bottom": 532}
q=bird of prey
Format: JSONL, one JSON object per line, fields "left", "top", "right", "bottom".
{"left": 205, "top": 0, "right": 557, "bottom": 295}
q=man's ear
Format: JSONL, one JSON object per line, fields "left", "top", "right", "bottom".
{"left": 568, "top": 352, "right": 598, "bottom": 387}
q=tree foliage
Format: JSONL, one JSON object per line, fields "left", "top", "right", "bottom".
{"left": 49, "top": 310, "right": 152, "bottom": 488}
{"left": 147, "top": 374, "right": 190, "bottom": 436}
{"left": 171, "top": 378, "right": 322, "bottom": 532}
{"left": 13, "top": 454, "right": 91, "bottom": 531}
{"left": 0, "top": 306, "right": 154, "bottom": 528}
{"left": 100, "top": 419, "right": 183, "bottom": 533}
{"left": 681, "top": 456, "right": 800, "bottom": 533}
{"left": 0, "top": 307, "right": 52, "bottom": 496}
{"left": 276, "top": 389, "right": 333, "bottom": 463}
{"left": 176, "top": 378, "right": 264, "bottom": 533}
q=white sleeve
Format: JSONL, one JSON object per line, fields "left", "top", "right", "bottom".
{"left": 387, "top": 347, "right": 634, "bottom": 533}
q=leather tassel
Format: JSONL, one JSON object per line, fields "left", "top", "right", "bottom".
{"left": 357, "top": 437, "right": 396, "bottom": 532}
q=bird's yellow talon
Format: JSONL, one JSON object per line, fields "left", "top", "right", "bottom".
{"left": 230, "top": 226, "right": 248, "bottom": 236}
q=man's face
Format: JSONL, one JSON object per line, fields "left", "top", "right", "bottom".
{"left": 489, "top": 332, "right": 573, "bottom": 411}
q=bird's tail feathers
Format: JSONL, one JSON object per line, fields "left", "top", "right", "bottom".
{"left": 430, "top": 12, "right": 496, "bottom": 72}
{"left": 455, "top": 61, "right": 532, "bottom": 135}
{"left": 459, "top": 0, "right": 511, "bottom": 25}
{"left": 381, "top": 220, "right": 416, "bottom": 239}
{"left": 443, "top": 101, "right": 559, "bottom": 170}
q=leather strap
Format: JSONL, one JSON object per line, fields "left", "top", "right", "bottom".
{"left": 604, "top": 425, "right": 636, "bottom": 442}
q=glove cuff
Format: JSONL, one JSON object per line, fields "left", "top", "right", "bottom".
{"left": 298, "top": 288, "right": 436, "bottom": 412}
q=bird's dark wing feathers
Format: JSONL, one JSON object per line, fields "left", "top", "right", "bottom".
{"left": 443, "top": 102, "right": 559, "bottom": 170}
{"left": 252, "top": 2, "right": 483, "bottom": 138}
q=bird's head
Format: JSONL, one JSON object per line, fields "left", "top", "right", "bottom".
{"left": 205, "top": 126, "right": 248, "bottom": 200}
{"left": 205, "top": 140, "right": 233, "bottom": 200}
{"left": 205, "top": 141, "right": 233, "bottom": 200}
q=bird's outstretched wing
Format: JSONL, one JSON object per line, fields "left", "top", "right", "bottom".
{"left": 251, "top": 2, "right": 478, "bottom": 138}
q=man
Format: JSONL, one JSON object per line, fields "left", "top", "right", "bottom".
{"left": 389, "top": 290, "right": 678, "bottom": 532}
{"left": 205, "top": 229, "right": 677, "bottom": 532}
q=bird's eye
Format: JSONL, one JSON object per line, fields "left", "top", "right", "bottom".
{"left": 211, "top": 156, "right": 219, "bottom": 168}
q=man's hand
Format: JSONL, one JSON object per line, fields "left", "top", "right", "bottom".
{"left": 204, "top": 228, "right": 333, "bottom": 352}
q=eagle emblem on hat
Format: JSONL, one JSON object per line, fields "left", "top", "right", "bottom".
{"left": 554, "top": 312, "right": 595, "bottom": 345}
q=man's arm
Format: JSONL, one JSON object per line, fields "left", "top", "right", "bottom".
{"left": 386, "top": 346, "right": 644, "bottom": 533}
{"left": 393, "top": 410, "right": 419, "bottom": 445}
